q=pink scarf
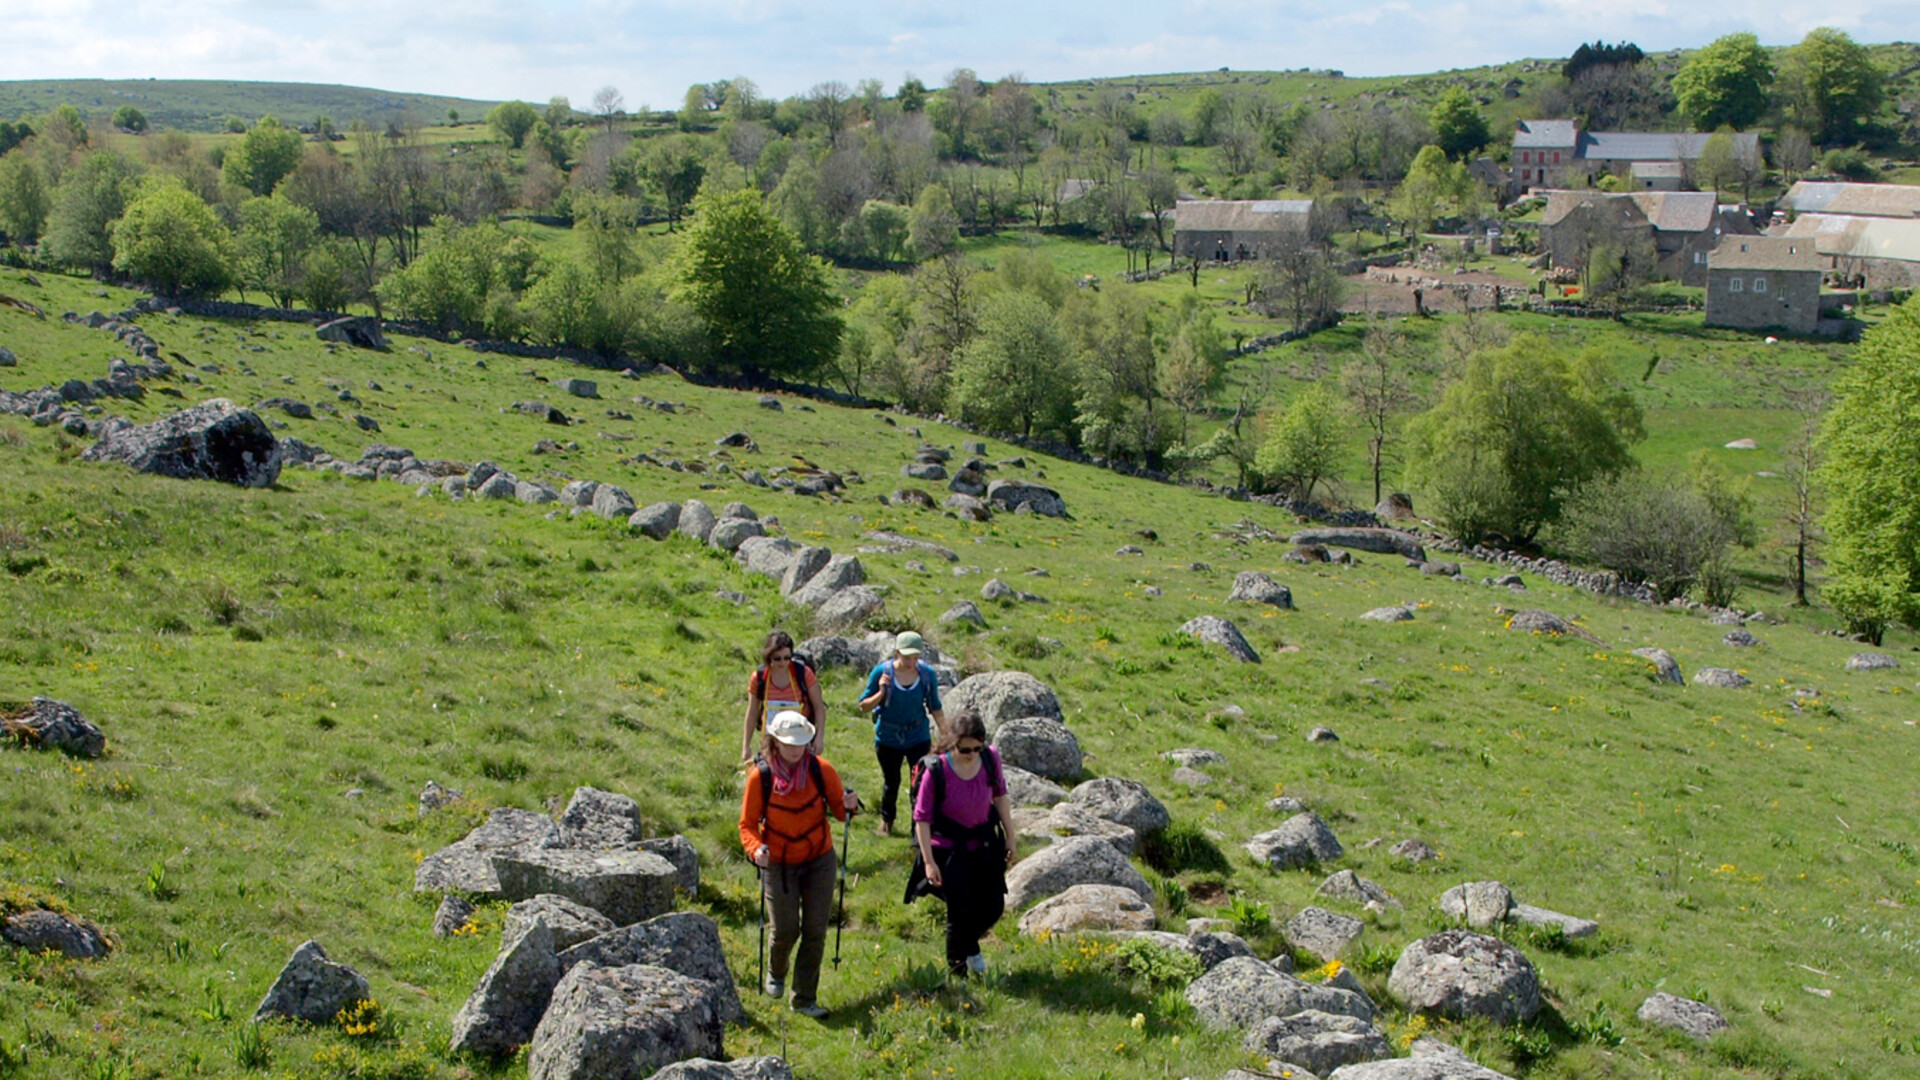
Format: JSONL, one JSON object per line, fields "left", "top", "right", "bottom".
{"left": 768, "top": 748, "right": 814, "bottom": 797}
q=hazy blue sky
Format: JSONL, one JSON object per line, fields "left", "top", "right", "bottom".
{"left": 0, "top": 0, "right": 1906, "bottom": 106}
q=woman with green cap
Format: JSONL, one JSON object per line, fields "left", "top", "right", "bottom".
{"left": 857, "top": 630, "right": 945, "bottom": 836}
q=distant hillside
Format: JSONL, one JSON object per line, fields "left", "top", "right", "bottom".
{"left": 0, "top": 78, "right": 500, "bottom": 132}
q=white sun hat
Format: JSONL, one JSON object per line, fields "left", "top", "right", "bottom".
{"left": 767, "top": 710, "right": 816, "bottom": 747}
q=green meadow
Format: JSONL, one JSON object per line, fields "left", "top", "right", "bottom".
{"left": 2, "top": 266, "right": 1918, "bottom": 1080}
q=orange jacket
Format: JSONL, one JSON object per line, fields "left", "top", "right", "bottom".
{"left": 739, "top": 756, "right": 849, "bottom": 865}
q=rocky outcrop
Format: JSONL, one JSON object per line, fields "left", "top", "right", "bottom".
{"left": 557, "top": 787, "right": 644, "bottom": 850}
{"left": 2, "top": 909, "right": 112, "bottom": 958}
{"left": 449, "top": 917, "right": 561, "bottom": 1056}
{"left": 526, "top": 964, "right": 725, "bottom": 1080}
{"left": 1387, "top": 930, "right": 1540, "bottom": 1023}
{"left": 1290, "top": 527, "right": 1425, "bottom": 561}
{"left": 415, "top": 809, "right": 562, "bottom": 896}
{"left": 490, "top": 850, "right": 678, "bottom": 927}
{"left": 1246, "top": 1011, "right": 1391, "bottom": 1077}
{"left": 253, "top": 940, "right": 370, "bottom": 1024}
{"left": 945, "top": 671, "right": 1064, "bottom": 731}
{"left": 555, "top": 912, "right": 741, "bottom": 1024}
{"left": 1186, "top": 956, "right": 1377, "bottom": 1030}
{"left": 1003, "top": 835, "right": 1152, "bottom": 909}
{"left": 505, "top": 896, "right": 617, "bottom": 953}
{"left": 81, "top": 399, "right": 280, "bottom": 487}
{"left": 1002, "top": 765, "right": 1069, "bottom": 808}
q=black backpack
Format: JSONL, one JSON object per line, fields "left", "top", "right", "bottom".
{"left": 907, "top": 747, "right": 1003, "bottom": 834}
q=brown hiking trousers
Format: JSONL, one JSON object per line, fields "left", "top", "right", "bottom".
{"left": 764, "top": 849, "right": 837, "bottom": 1007}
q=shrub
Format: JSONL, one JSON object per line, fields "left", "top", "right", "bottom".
{"left": 1552, "top": 467, "right": 1750, "bottom": 601}
{"left": 1821, "top": 146, "right": 1879, "bottom": 182}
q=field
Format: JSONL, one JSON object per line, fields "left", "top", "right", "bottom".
{"left": 0, "top": 80, "right": 499, "bottom": 134}
{"left": 3, "top": 265, "right": 1918, "bottom": 1080}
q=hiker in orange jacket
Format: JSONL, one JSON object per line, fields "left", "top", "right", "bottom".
{"left": 739, "top": 711, "right": 858, "bottom": 1018}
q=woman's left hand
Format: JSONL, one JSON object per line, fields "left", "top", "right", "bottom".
{"left": 1005, "top": 843, "right": 1019, "bottom": 867}
{"left": 843, "top": 789, "right": 860, "bottom": 814}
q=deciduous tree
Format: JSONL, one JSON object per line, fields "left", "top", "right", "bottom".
{"left": 1428, "top": 88, "right": 1489, "bottom": 160}
{"left": 1788, "top": 27, "right": 1884, "bottom": 146}
{"left": 223, "top": 116, "right": 304, "bottom": 196}
{"left": 44, "top": 149, "right": 140, "bottom": 272}
{"left": 1255, "top": 383, "right": 1345, "bottom": 502}
{"left": 487, "top": 101, "right": 540, "bottom": 149}
{"left": 110, "top": 179, "right": 233, "bottom": 297}
{"left": 1673, "top": 32, "right": 1774, "bottom": 131}
{"left": 948, "top": 291, "right": 1074, "bottom": 440}
{"left": 235, "top": 194, "right": 319, "bottom": 307}
{"left": 668, "top": 188, "right": 842, "bottom": 378}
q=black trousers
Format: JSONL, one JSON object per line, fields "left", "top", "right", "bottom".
{"left": 934, "top": 842, "right": 1006, "bottom": 973}
{"left": 875, "top": 740, "right": 931, "bottom": 825}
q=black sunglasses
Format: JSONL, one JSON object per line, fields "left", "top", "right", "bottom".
{"left": 954, "top": 744, "right": 984, "bottom": 755}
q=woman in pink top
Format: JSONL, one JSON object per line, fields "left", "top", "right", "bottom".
{"left": 908, "top": 711, "right": 1019, "bottom": 977}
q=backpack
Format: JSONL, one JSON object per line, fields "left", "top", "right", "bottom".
{"left": 750, "top": 655, "right": 818, "bottom": 725}
{"left": 906, "top": 746, "right": 1003, "bottom": 834}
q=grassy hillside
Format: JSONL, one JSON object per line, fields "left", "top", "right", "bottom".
{"left": 0, "top": 79, "right": 500, "bottom": 133}
{"left": 2, "top": 267, "right": 1918, "bottom": 1080}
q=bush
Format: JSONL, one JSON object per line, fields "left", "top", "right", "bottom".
{"left": 1821, "top": 146, "right": 1879, "bottom": 181}
{"left": 1552, "top": 467, "right": 1750, "bottom": 601}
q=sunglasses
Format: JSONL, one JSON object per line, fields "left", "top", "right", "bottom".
{"left": 771, "top": 653, "right": 793, "bottom": 662}
{"left": 954, "top": 744, "right": 985, "bottom": 755}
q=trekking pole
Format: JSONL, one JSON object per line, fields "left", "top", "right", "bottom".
{"left": 832, "top": 798, "right": 855, "bottom": 970}
{"left": 757, "top": 866, "right": 767, "bottom": 992}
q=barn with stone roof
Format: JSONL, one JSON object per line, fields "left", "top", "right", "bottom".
{"left": 1172, "top": 200, "right": 1317, "bottom": 262}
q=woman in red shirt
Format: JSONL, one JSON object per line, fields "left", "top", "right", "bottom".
{"left": 739, "top": 711, "right": 858, "bottom": 1018}
{"left": 741, "top": 631, "right": 826, "bottom": 761}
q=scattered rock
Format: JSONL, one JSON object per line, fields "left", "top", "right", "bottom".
{"left": 1327, "top": 1037, "right": 1517, "bottom": 1079}
{"left": 1318, "top": 870, "right": 1394, "bottom": 908}
{"left": 1419, "top": 561, "right": 1461, "bottom": 577}
{"left": 1723, "top": 438, "right": 1758, "bottom": 450}
{"left": 939, "top": 600, "right": 987, "bottom": 627}
{"left": 1268, "top": 796, "right": 1307, "bottom": 814}
{"left": 80, "top": 399, "right": 279, "bottom": 486}
{"left": 1636, "top": 991, "right": 1728, "bottom": 1042}
{"left": 1508, "top": 904, "right": 1597, "bottom": 939}
{"left": 1723, "top": 628, "right": 1758, "bottom": 647}
{"left": 517, "top": 481, "right": 559, "bottom": 505}
{"left": 1437, "top": 882, "right": 1513, "bottom": 929}
{"left": 490, "top": 850, "right": 678, "bottom": 926}
{"left": 946, "top": 671, "right": 1064, "bottom": 731}
{"left": 1186, "top": 957, "right": 1377, "bottom": 1030}
{"left": 629, "top": 502, "right": 680, "bottom": 540}
{"left": 526, "top": 963, "right": 725, "bottom": 1080}
{"left": 757, "top": 395, "right": 782, "bottom": 410}
{"left": 647, "top": 1059, "right": 795, "bottom": 1080}
{"left": 1506, "top": 610, "right": 1572, "bottom": 635}
{"left": 986, "top": 478, "right": 1067, "bottom": 517}
{"left": 416, "top": 809, "right": 563, "bottom": 896}
{"left": 1003, "top": 765, "right": 1069, "bottom": 808}
{"left": 561, "top": 378, "right": 598, "bottom": 399}
{"left": 1693, "top": 667, "right": 1750, "bottom": 689}
{"left": 1631, "top": 647, "right": 1683, "bottom": 685}
{"left": 315, "top": 316, "right": 387, "bottom": 350}
{"left": 591, "top": 485, "right": 636, "bottom": 521}
{"left": 506, "top": 896, "right": 618, "bottom": 953}
{"left": 992, "top": 717, "right": 1084, "bottom": 781}
{"left": 1388, "top": 930, "right": 1540, "bottom": 1023}
{"left": 1023, "top": 802, "right": 1138, "bottom": 856}
{"left": 1162, "top": 748, "right": 1226, "bottom": 768}
{"left": 555, "top": 912, "right": 741, "bottom": 1024}
{"left": 1246, "top": 1010, "right": 1391, "bottom": 1077}
{"left": 736, "top": 536, "right": 800, "bottom": 579}
{"left": 677, "top": 500, "right": 718, "bottom": 544}
{"left": 1291, "top": 527, "right": 1425, "bottom": 561}
{"left": 1003, "top": 835, "right": 1152, "bottom": 909}
{"left": 2, "top": 698, "right": 105, "bottom": 758}
{"left": 1179, "top": 616, "right": 1260, "bottom": 663}
{"left": 2, "top": 909, "right": 111, "bottom": 958}
{"left": 1228, "top": 571, "right": 1294, "bottom": 609}
{"left": 1390, "top": 839, "right": 1438, "bottom": 863}
{"left": 433, "top": 894, "right": 476, "bottom": 938}
{"left": 708, "top": 517, "right": 765, "bottom": 552}
{"left": 1359, "top": 606, "right": 1414, "bottom": 623}
{"left": 1307, "top": 726, "right": 1339, "bottom": 743}
{"left": 253, "top": 940, "right": 370, "bottom": 1024}
{"left": 449, "top": 917, "right": 561, "bottom": 1056}
{"left": 1846, "top": 652, "right": 1899, "bottom": 672}
{"left": 902, "top": 462, "right": 948, "bottom": 481}
{"left": 1374, "top": 493, "right": 1416, "bottom": 520}
{"left": 1068, "top": 777, "right": 1170, "bottom": 836}
{"left": 812, "top": 585, "right": 885, "bottom": 631}
{"left": 1285, "top": 907, "right": 1365, "bottom": 961}
{"left": 1018, "top": 883, "right": 1156, "bottom": 935}
{"left": 792, "top": 554, "right": 866, "bottom": 608}
{"left": 1246, "top": 813, "right": 1344, "bottom": 869}
{"left": 981, "top": 577, "right": 1013, "bottom": 601}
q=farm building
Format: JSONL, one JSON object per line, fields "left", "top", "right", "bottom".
{"left": 1172, "top": 200, "right": 1317, "bottom": 261}
{"left": 1513, "top": 119, "right": 1760, "bottom": 190}
{"left": 1706, "top": 237, "right": 1822, "bottom": 335}
{"left": 1541, "top": 190, "right": 1755, "bottom": 286}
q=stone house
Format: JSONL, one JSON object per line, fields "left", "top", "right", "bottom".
{"left": 1172, "top": 199, "right": 1317, "bottom": 261}
{"left": 1512, "top": 119, "right": 1760, "bottom": 191}
{"left": 1542, "top": 191, "right": 1755, "bottom": 286}
{"left": 1777, "top": 182, "right": 1920, "bottom": 288}
{"left": 1706, "top": 237, "right": 1822, "bottom": 335}
{"left": 1631, "top": 161, "right": 1684, "bottom": 191}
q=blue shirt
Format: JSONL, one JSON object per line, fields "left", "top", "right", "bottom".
{"left": 863, "top": 659, "right": 942, "bottom": 749}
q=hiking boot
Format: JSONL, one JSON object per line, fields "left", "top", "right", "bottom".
{"left": 793, "top": 1002, "right": 830, "bottom": 1020}
{"left": 763, "top": 976, "right": 783, "bottom": 998}
{"left": 875, "top": 819, "right": 893, "bottom": 837}
{"left": 965, "top": 953, "right": 987, "bottom": 975}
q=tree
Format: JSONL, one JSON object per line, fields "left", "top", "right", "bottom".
{"left": 930, "top": 69, "right": 986, "bottom": 159}
{"left": 1391, "top": 145, "right": 1475, "bottom": 239}
{"left": 641, "top": 136, "right": 708, "bottom": 226}
{"left": 0, "top": 119, "right": 34, "bottom": 158}
{"left": 525, "top": 259, "right": 607, "bottom": 350}
{"left": 1561, "top": 42, "right": 1665, "bottom": 130}
{"left": 546, "top": 96, "right": 573, "bottom": 127}
{"left": 235, "top": 194, "right": 319, "bottom": 307}
{"left": 1818, "top": 297, "right": 1920, "bottom": 643}
{"left": 1428, "top": 88, "right": 1489, "bottom": 160}
{"left": 111, "top": 105, "right": 148, "bottom": 133}
{"left": 573, "top": 190, "right": 641, "bottom": 283}
{"left": 1255, "top": 383, "right": 1345, "bottom": 503}
{"left": 806, "top": 82, "right": 853, "bottom": 140}
{"left": 1774, "top": 127, "right": 1815, "bottom": 180}
{"left": 668, "top": 188, "right": 842, "bottom": 378}
{"left": 1673, "top": 32, "right": 1774, "bottom": 131}
{"left": 223, "top": 116, "right": 304, "bottom": 196}
{"left": 487, "top": 101, "right": 539, "bottom": 149}
{"left": 1554, "top": 467, "right": 1750, "bottom": 601}
{"left": 949, "top": 291, "right": 1076, "bottom": 440}
{"left": 110, "top": 179, "right": 232, "bottom": 297}
{"left": 1789, "top": 28, "right": 1885, "bottom": 147}
{"left": 1693, "top": 128, "right": 1761, "bottom": 202}
{"left": 0, "top": 153, "right": 50, "bottom": 245}
{"left": 1405, "top": 333, "right": 1642, "bottom": 544}
{"left": 1255, "top": 230, "right": 1343, "bottom": 331}
{"left": 856, "top": 199, "right": 909, "bottom": 263}
{"left": 1780, "top": 390, "right": 1828, "bottom": 607}
{"left": 1158, "top": 304, "right": 1230, "bottom": 446}
{"left": 1343, "top": 315, "right": 1419, "bottom": 505}
{"left": 907, "top": 183, "right": 959, "bottom": 259}
{"left": 592, "top": 86, "right": 624, "bottom": 133}
{"left": 897, "top": 76, "right": 928, "bottom": 113}
{"left": 1066, "top": 290, "right": 1158, "bottom": 461}
{"left": 44, "top": 149, "right": 140, "bottom": 272}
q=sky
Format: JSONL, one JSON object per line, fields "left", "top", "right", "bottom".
{"left": 0, "top": 0, "right": 1909, "bottom": 107}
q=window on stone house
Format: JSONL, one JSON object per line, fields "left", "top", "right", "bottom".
{"left": 1753, "top": 276, "right": 1767, "bottom": 293}
{"left": 1728, "top": 277, "right": 1743, "bottom": 292}
{"left": 1553, "top": 152, "right": 1561, "bottom": 163}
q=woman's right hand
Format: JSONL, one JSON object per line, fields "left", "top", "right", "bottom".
{"left": 753, "top": 846, "right": 770, "bottom": 868}
{"left": 923, "top": 855, "right": 942, "bottom": 888}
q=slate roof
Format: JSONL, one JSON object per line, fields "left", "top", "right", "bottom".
{"left": 1783, "top": 214, "right": 1920, "bottom": 263}
{"left": 1709, "top": 237, "right": 1823, "bottom": 272}
{"left": 1172, "top": 200, "right": 1314, "bottom": 231}
{"left": 1631, "top": 161, "right": 1685, "bottom": 179}
{"left": 1513, "top": 120, "right": 1577, "bottom": 149}
{"left": 1627, "top": 191, "right": 1719, "bottom": 233}
{"left": 1782, "top": 182, "right": 1920, "bottom": 219}
{"left": 1540, "top": 191, "right": 1650, "bottom": 230}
